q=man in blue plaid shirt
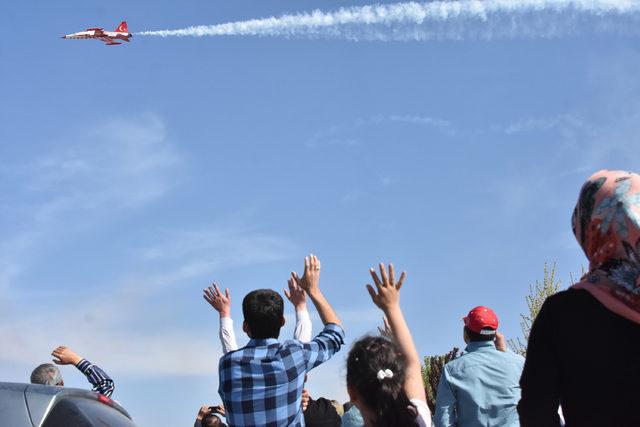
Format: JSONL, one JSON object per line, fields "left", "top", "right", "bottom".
{"left": 212, "top": 254, "right": 344, "bottom": 426}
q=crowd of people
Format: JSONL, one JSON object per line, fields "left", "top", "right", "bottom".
{"left": 28, "top": 169, "right": 640, "bottom": 426}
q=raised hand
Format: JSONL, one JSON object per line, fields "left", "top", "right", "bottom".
{"left": 203, "top": 283, "right": 231, "bottom": 318}
{"left": 365, "top": 262, "right": 425, "bottom": 404}
{"left": 52, "top": 346, "right": 82, "bottom": 366}
{"left": 292, "top": 254, "right": 321, "bottom": 295}
{"left": 366, "top": 262, "right": 406, "bottom": 312}
{"left": 211, "top": 404, "right": 225, "bottom": 417}
{"left": 196, "top": 404, "right": 225, "bottom": 423}
{"left": 495, "top": 332, "right": 507, "bottom": 352}
{"left": 292, "top": 254, "right": 341, "bottom": 326}
{"left": 284, "top": 276, "right": 307, "bottom": 310}
{"left": 196, "top": 405, "right": 209, "bottom": 422}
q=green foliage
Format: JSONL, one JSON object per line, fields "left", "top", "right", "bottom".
{"left": 422, "top": 347, "right": 460, "bottom": 413}
{"left": 508, "top": 262, "right": 561, "bottom": 356}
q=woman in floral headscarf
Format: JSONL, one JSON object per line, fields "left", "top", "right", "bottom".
{"left": 518, "top": 170, "right": 640, "bottom": 426}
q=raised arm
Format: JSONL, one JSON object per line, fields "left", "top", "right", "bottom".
{"left": 203, "top": 284, "right": 238, "bottom": 353}
{"left": 367, "top": 263, "right": 426, "bottom": 403}
{"left": 52, "top": 346, "right": 115, "bottom": 397}
{"left": 293, "top": 254, "right": 341, "bottom": 326}
{"left": 285, "top": 276, "right": 313, "bottom": 342}
{"left": 291, "top": 255, "right": 344, "bottom": 370}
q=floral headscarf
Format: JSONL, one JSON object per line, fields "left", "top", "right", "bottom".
{"left": 572, "top": 169, "right": 640, "bottom": 324}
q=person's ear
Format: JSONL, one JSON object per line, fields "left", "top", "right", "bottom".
{"left": 463, "top": 328, "right": 469, "bottom": 344}
{"left": 243, "top": 321, "right": 252, "bottom": 338}
{"left": 59, "top": 380, "right": 64, "bottom": 386}
{"left": 280, "top": 316, "right": 286, "bottom": 327}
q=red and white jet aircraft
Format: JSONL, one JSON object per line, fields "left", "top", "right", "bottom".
{"left": 62, "top": 21, "right": 132, "bottom": 45}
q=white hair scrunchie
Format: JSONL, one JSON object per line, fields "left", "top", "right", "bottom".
{"left": 376, "top": 369, "right": 394, "bottom": 381}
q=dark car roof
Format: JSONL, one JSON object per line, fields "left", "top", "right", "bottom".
{"left": 0, "top": 382, "right": 134, "bottom": 427}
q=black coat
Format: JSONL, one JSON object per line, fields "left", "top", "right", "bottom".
{"left": 518, "top": 289, "right": 640, "bottom": 426}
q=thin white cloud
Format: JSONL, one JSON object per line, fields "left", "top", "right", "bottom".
{"left": 0, "top": 224, "right": 296, "bottom": 378}
{"left": 498, "top": 111, "right": 640, "bottom": 173}
{"left": 0, "top": 316, "right": 221, "bottom": 378}
{"left": 306, "top": 114, "right": 454, "bottom": 148}
{"left": 387, "top": 115, "right": 457, "bottom": 136}
{"left": 0, "top": 114, "right": 182, "bottom": 290}
{"left": 26, "top": 114, "right": 181, "bottom": 215}
{"left": 0, "top": 111, "right": 300, "bottom": 382}
{"left": 133, "top": 226, "right": 297, "bottom": 290}
{"left": 500, "top": 113, "right": 589, "bottom": 135}
{"left": 138, "top": 0, "right": 640, "bottom": 41}
{"left": 488, "top": 107, "right": 640, "bottom": 215}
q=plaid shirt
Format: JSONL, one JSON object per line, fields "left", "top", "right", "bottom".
{"left": 219, "top": 323, "right": 345, "bottom": 427}
{"left": 76, "top": 359, "right": 115, "bottom": 397}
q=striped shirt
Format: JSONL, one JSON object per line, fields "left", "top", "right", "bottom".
{"left": 76, "top": 359, "right": 115, "bottom": 397}
{"left": 218, "top": 323, "right": 344, "bottom": 426}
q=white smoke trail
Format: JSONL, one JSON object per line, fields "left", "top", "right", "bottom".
{"left": 137, "top": 0, "right": 640, "bottom": 41}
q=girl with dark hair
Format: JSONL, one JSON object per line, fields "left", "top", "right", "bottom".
{"left": 346, "top": 263, "right": 431, "bottom": 427}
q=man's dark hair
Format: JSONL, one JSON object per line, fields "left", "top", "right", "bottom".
{"left": 464, "top": 326, "right": 496, "bottom": 342}
{"left": 242, "top": 289, "right": 284, "bottom": 339}
{"left": 304, "top": 397, "right": 341, "bottom": 427}
{"left": 202, "top": 413, "right": 226, "bottom": 427}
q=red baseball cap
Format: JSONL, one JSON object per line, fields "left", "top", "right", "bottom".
{"left": 463, "top": 306, "right": 499, "bottom": 334}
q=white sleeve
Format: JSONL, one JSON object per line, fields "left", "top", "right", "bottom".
{"left": 294, "top": 309, "right": 312, "bottom": 342}
{"left": 410, "top": 398, "right": 433, "bottom": 427}
{"left": 219, "top": 317, "right": 239, "bottom": 354}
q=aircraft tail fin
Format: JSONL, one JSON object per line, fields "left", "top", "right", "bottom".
{"left": 114, "top": 21, "right": 128, "bottom": 33}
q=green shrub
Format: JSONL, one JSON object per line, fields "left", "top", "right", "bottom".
{"left": 422, "top": 347, "right": 460, "bottom": 413}
{"left": 508, "top": 262, "right": 562, "bottom": 356}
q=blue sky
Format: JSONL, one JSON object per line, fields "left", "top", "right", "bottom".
{"left": 2, "top": 1, "right": 640, "bottom": 425}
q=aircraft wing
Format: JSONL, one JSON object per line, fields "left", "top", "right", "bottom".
{"left": 99, "top": 37, "right": 121, "bottom": 45}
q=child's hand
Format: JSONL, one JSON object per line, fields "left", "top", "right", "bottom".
{"left": 366, "top": 262, "right": 406, "bottom": 313}
{"left": 203, "top": 283, "right": 231, "bottom": 318}
{"left": 285, "top": 276, "right": 307, "bottom": 310}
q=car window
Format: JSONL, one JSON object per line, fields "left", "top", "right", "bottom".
{"left": 42, "top": 398, "right": 135, "bottom": 427}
